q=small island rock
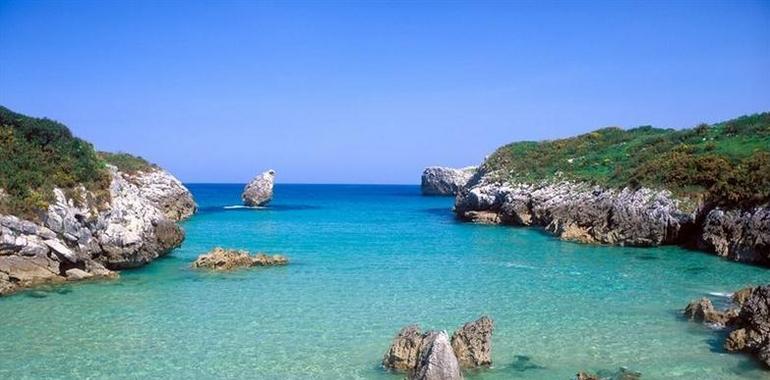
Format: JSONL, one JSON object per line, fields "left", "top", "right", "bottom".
{"left": 192, "top": 247, "right": 288, "bottom": 271}
{"left": 414, "top": 331, "right": 463, "bottom": 380}
{"left": 242, "top": 169, "right": 276, "bottom": 206}
{"left": 421, "top": 166, "right": 477, "bottom": 196}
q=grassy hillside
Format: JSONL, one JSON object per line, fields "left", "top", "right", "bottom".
{"left": 0, "top": 106, "right": 156, "bottom": 219}
{"left": 483, "top": 113, "right": 770, "bottom": 207}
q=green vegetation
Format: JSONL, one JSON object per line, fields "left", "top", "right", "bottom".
{"left": 484, "top": 113, "right": 770, "bottom": 207}
{"left": 100, "top": 152, "right": 156, "bottom": 174}
{"left": 0, "top": 106, "right": 157, "bottom": 219}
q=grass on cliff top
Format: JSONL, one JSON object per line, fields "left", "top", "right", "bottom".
{"left": 484, "top": 112, "right": 770, "bottom": 207}
{"left": 0, "top": 106, "right": 157, "bottom": 219}
{"left": 100, "top": 152, "right": 157, "bottom": 174}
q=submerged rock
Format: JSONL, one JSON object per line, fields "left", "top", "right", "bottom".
{"left": 421, "top": 166, "right": 477, "bottom": 196}
{"left": 576, "top": 368, "right": 641, "bottom": 380}
{"left": 414, "top": 331, "right": 463, "bottom": 380}
{"left": 450, "top": 316, "right": 494, "bottom": 368}
{"left": 242, "top": 169, "right": 276, "bottom": 206}
{"left": 192, "top": 247, "right": 288, "bottom": 271}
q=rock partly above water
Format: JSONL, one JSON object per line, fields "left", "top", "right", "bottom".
{"left": 454, "top": 172, "right": 770, "bottom": 266}
{"left": 192, "top": 247, "right": 288, "bottom": 271}
{"left": 421, "top": 166, "right": 477, "bottom": 196}
{"left": 683, "top": 284, "right": 770, "bottom": 368}
{"left": 576, "top": 367, "right": 642, "bottom": 380}
{"left": 242, "top": 169, "right": 276, "bottom": 206}
{"left": 383, "top": 316, "right": 493, "bottom": 379}
{"left": 0, "top": 166, "right": 196, "bottom": 296}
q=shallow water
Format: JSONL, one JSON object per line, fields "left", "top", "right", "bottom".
{"left": 1, "top": 184, "right": 768, "bottom": 379}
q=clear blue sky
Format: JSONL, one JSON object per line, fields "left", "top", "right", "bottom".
{"left": 1, "top": 1, "right": 768, "bottom": 184}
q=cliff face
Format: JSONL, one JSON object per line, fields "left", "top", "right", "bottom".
{"left": 0, "top": 166, "right": 196, "bottom": 295}
{"left": 454, "top": 172, "right": 769, "bottom": 266}
{"left": 421, "top": 167, "right": 477, "bottom": 196}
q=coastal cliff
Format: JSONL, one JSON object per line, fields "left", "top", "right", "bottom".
{"left": 0, "top": 107, "right": 196, "bottom": 295}
{"left": 421, "top": 166, "right": 477, "bottom": 195}
{"left": 454, "top": 113, "right": 770, "bottom": 266}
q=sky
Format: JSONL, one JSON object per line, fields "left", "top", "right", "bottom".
{"left": 1, "top": 1, "right": 769, "bottom": 184}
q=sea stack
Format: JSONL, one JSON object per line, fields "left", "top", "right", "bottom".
{"left": 421, "top": 166, "right": 477, "bottom": 196}
{"left": 242, "top": 169, "right": 276, "bottom": 206}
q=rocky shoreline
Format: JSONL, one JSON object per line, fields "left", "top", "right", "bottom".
{"left": 453, "top": 171, "right": 770, "bottom": 266}
{"left": 0, "top": 166, "right": 196, "bottom": 295}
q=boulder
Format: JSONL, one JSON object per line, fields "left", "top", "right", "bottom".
{"left": 413, "top": 331, "right": 463, "bottom": 380}
{"left": 683, "top": 297, "right": 732, "bottom": 326}
{"left": 243, "top": 169, "right": 276, "bottom": 206}
{"left": 192, "top": 247, "right": 288, "bottom": 271}
{"left": 421, "top": 167, "right": 476, "bottom": 196}
{"left": 383, "top": 325, "right": 424, "bottom": 372}
{"left": 575, "top": 368, "right": 641, "bottom": 380}
{"left": 451, "top": 316, "right": 494, "bottom": 368}
{"left": 726, "top": 285, "right": 770, "bottom": 367}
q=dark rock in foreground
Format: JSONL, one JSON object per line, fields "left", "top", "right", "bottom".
{"left": 683, "top": 284, "right": 770, "bottom": 369}
{"left": 421, "top": 166, "right": 476, "bottom": 196}
{"left": 192, "top": 247, "right": 288, "bottom": 271}
{"left": 382, "top": 316, "right": 493, "bottom": 379}
{"left": 242, "top": 169, "right": 276, "bottom": 206}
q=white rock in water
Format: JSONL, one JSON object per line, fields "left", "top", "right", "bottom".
{"left": 242, "top": 169, "right": 276, "bottom": 206}
{"left": 421, "top": 166, "right": 477, "bottom": 196}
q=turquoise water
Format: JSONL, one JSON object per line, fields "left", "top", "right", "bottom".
{"left": 1, "top": 184, "right": 768, "bottom": 379}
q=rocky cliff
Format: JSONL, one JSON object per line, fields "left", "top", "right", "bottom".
{"left": 0, "top": 166, "right": 196, "bottom": 295}
{"left": 454, "top": 172, "right": 770, "bottom": 266}
{"left": 421, "top": 166, "right": 477, "bottom": 196}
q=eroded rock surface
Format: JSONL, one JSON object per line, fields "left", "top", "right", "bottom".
{"left": 414, "top": 331, "right": 463, "bottom": 380}
{"left": 454, "top": 171, "right": 769, "bottom": 266}
{"left": 451, "top": 316, "right": 494, "bottom": 368}
{"left": 421, "top": 166, "right": 477, "bottom": 196}
{"left": 243, "top": 169, "right": 276, "bottom": 206}
{"left": 0, "top": 166, "right": 195, "bottom": 295}
{"left": 383, "top": 316, "right": 493, "bottom": 378}
{"left": 192, "top": 247, "right": 288, "bottom": 271}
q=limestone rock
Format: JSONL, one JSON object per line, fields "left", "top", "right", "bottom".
{"left": 421, "top": 166, "right": 477, "bottom": 196}
{"left": 413, "top": 331, "right": 463, "bottom": 380}
{"left": 698, "top": 207, "right": 770, "bottom": 266}
{"left": 451, "top": 316, "right": 493, "bottom": 368}
{"left": 683, "top": 298, "right": 732, "bottom": 326}
{"left": 242, "top": 169, "right": 275, "bottom": 206}
{"left": 192, "top": 247, "right": 288, "bottom": 271}
{"left": 727, "top": 285, "right": 770, "bottom": 367}
{"left": 383, "top": 325, "right": 424, "bottom": 372}
{"left": 129, "top": 169, "right": 197, "bottom": 221}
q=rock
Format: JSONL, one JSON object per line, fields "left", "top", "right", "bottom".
{"left": 0, "top": 164, "right": 192, "bottom": 296}
{"left": 683, "top": 298, "right": 731, "bottom": 325}
{"left": 454, "top": 173, "right": 770, "bottom": 265}
{"left": 65, "top": 268, "right": 93, "bottom": 280}
{"left": 192, "top": 247, "right": 288, "bottom": 271}
{"left": 413, "top": 331, "right": 463, "bottom": 380}
{"left": 575, "top": 368, "right": 641, "bottom": 380}
{"left": 383, "top": 325, "right": 424, "bottom": 372}
{"left": 421, "top": 166, "right": 477, "bottom": 196}
{"left": 576, "top": 371, "right": 600, "bottom": 380}
{"left": 733, "top": 287, "right": 757, "bottom": 306}
{"left": 698, "top": 207, "right": 770, "bottom": 266}
{"left": 129, "top": 169, "right": 197, "bottom": 221}
{"left": 727, "top": 285, "right": 770, "bottom": 367}
{"left": 451, "top": 316, "right": 493, "bottom": 368}
{"left": 242, "top": 169, "right": 275, "bottom": 206}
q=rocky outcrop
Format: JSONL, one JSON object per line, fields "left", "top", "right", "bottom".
{"left": 454, "top": 172, "right": 769, "bottom": 266}
{"left": 456, "top": 181, "right": 695, "bottom": 247}
{"left": 450, "top": 315, "right": 493, "bottom": 368}
{"left": 576, "top": 368, "right": 641, "bottom": 380}
{"left": 724, "top": 285, "right": 770, "bottom": 367}
{"left": 698, "top": 207, "right": 770, "bottom": 266}
{"left": 421, "top": 166, "right": 477, "bottom": 196}
{"left": 0, "top": 165, "right": 195, "bottom": 295}
{"left": 683, "top": 285, "right": 770, "bottom": 368}
{"left": 242, "top": 169, "right": 275, "bottom": 206}
{"left": 192, "top": 247, "right": 288, "bottom": 271}
{"left": 130, "top": 168, "right": 197, "bottom": 221}
{"left": 414, "top": 331, "right": 462, "bottom": 380}
{"left": 383, "top": 316, "right": 492, "bottom": 378}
